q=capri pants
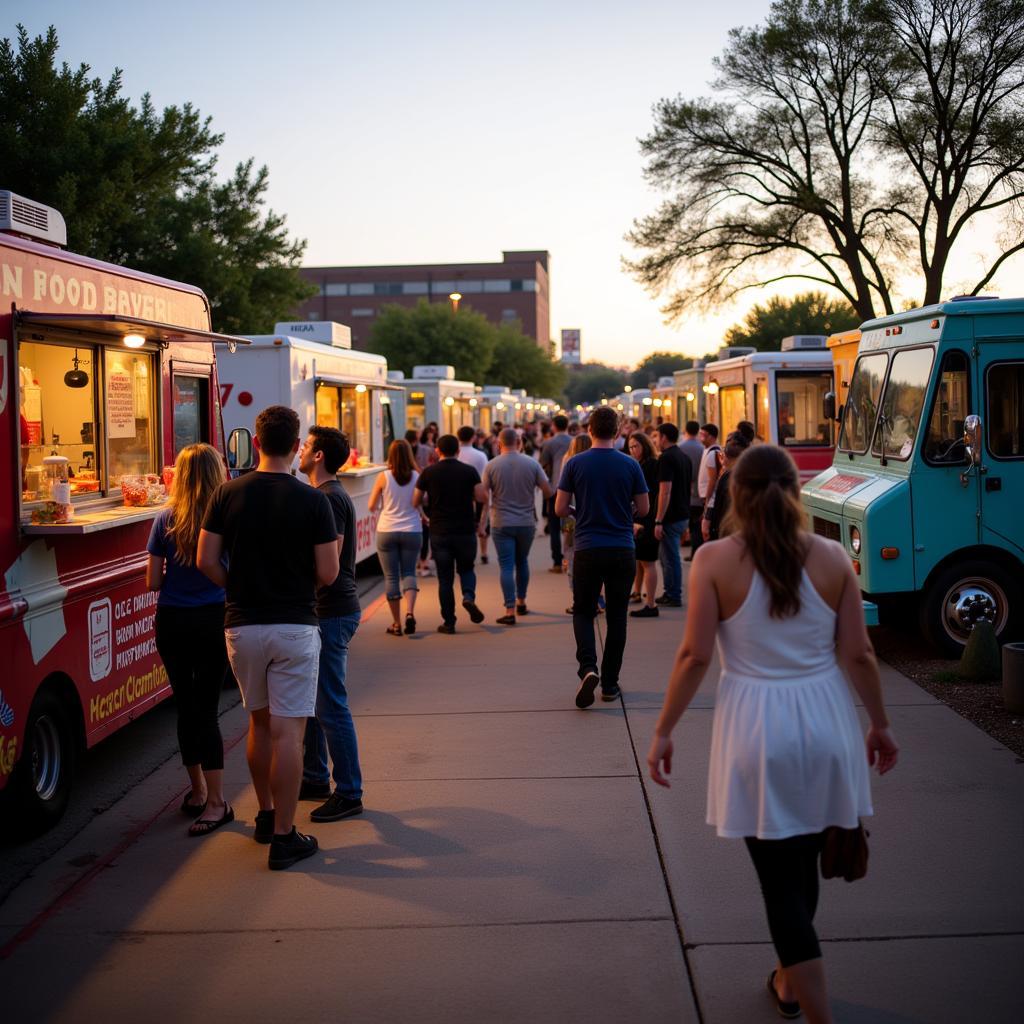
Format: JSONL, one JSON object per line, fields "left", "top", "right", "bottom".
{"left": 377, "top": 530, "right": 422, "bottom": 600}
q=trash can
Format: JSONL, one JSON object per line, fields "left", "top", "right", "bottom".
{"left": 1002, "top": 642, "right": 1024, "bottom": 714}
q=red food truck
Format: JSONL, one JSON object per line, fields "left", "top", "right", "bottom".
{"left": 0, "top": 192, "right": 245, "bottom": 833}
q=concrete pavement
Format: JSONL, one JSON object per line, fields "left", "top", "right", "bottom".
{"left": 1, "top": 532, "right": 1022, "bottom": 1022}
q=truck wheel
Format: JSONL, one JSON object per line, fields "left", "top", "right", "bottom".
{"left": 7, "top": 688, "right": 76, "bottom": 836}
{"left": 921, "top": 560, "right": 1021, "bottom": 659}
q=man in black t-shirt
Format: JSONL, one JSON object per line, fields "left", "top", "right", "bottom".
{"left": 653, "top": 423, "right": 693, "bottom": 607}
{"left": 199, "top": 405, "right": 338, "bottom": 870}
{"left": 413, "top": 433, "right": 485, "bottom": 632}
{"left": 297, "top": 425, "right": 365, "bottom": 826}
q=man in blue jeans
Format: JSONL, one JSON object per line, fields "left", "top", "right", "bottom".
{"left": 298, "top": 425, "right": 364, "bottom": 823}
{"left": 653, "top": 423, "right": 693, "bottom": 608}
{"left": 476, "top": 428, "right": 553, "bottom": 625}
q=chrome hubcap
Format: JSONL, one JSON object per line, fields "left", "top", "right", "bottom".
{"left": 942, "top": 578, "right": 1007, "bottom": 645}
{"left": 31, "top": 715, "right": 61, "bottom": 802}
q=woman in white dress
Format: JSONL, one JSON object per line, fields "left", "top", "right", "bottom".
{"left": 648, "top": 444, "right": 899, "bottom": 1024}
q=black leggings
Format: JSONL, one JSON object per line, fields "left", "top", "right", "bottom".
{"left": 154, "top": 603, "right": 227, "bottom": 771}
{"left": 744, "top": 832, "right": 824, "bottom": 967}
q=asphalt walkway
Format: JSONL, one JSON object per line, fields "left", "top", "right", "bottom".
{"left": 1, "top": 532, "right": 1021, "bottom": 1022}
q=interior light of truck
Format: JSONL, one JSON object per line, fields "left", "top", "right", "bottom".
{"left": 444, "top": 396, "right": 455, "bottom": 406}
{"left": 469, "top": 398, "right": 478, "bottom": 407}
{"left": 850, "top": 526, "right": 862, "bottom": 554}
{"left": 642, "top": 396, "right": 653, "bottom": 405}
{"left": 685, "top": 392, "right": 695, "bottom": 401}
{"left": 123, "top": 333, "right": 146, "bottom": 348}
{"left": 706, "top": 381, "right": 720, "bottom": 395}
{"left": 881, "top": 547, "right": 900, "bottom": 559}
{"left": 355, "top": 383, "right": 367, "bottom": 393}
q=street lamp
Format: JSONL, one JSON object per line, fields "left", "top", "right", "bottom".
{"left": 449, "top": 291, "right": 462, "bottom": 312}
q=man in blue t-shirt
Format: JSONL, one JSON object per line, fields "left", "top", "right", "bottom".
{"left": 555, "top": 406, "right": 649, "bottom": 708}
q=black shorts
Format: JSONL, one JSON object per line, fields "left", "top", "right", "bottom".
{"left": 634, "top": 525, "right": 659, "bottom": 562}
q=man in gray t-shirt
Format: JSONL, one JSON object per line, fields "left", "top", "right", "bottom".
{"left": 476, "top": 428, "right": 553, "bottom": 624}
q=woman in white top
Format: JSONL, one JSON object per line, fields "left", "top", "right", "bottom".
{"left": 369, "top": 440, "right": 424, "bottom": 636}
{"left": 648, "top": 444, "right": 899, "bottom": 1024}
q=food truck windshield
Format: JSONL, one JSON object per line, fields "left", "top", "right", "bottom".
{"left": 19, "top": 336, "right": 160, "bottom": 507}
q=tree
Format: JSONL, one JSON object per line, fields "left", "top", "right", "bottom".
{"left": 0, "top": 25, "right": 313, "bottom": 332}
{"left": 724, "top": 291, "right": 860, "bottom": 350}
{"left": 631, "top": 350, "right": 693, "bottom": 389}
{"left": 488, "top": 323, "right": 568, "bottom": 396}
{"left": 369, "top": 300, "right": 496, "bottom": 384}
{"left": 625, "top": 1, "right": 1024, "bottom": 322}
{"left": 564, "top": 363, "right": 628, "bottom": 406}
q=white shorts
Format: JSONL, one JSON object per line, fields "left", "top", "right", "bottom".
{"left": 224, "top": 623, "right": 321, "bottom": 718}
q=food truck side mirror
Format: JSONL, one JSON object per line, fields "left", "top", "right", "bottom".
{"left": 823, "top": 391, "right": 837, "bottom": 422}
{"left": 228, "top": 428, "right": 254, "bottom": 472}
{"left": 963, "top": 414, "right": 982, "bottom": 465}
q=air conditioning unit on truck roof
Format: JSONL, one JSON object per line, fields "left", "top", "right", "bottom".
{"left": 0, "top": 190, "right": 67, "bottom": 247}
{"left": 781, "top": 335, "right": 827, "bottom": 350}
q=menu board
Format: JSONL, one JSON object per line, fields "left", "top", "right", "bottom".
{"left": 107, "top": 366, "right": 135, "bottom": 438}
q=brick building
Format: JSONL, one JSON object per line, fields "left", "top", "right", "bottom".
{"left": 293, "top": 250, "right": 550, "bottom": 350}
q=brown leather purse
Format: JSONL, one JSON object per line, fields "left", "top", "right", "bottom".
{"left": 820, "top": 823, "right": 870, "bottom": 882}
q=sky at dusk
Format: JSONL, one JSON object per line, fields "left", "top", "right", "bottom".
{"left": 11, "top": 1, "right": 1017, "bottom": 367}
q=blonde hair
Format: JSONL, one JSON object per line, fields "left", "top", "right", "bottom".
{"left": 564, "top": 434, "right": 592, "bottom": 463}
{"left": 166, "top": 443, "right": 226, "bottom": 566}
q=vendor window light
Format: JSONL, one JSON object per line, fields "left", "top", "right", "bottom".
{"left": 444, "top": 396, "right": 455, "bottom": 406}
{"left": 355, "top": 383, "right": 367, "bottom": 393}
{"left": 469, "top": 398, "right": 478, "bottom": 407}
{"left": 123, "top": 333, "right": 146, "bottom": 349}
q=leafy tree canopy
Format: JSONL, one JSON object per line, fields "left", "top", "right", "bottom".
{"left": 626, "top": 0, "right": 1024, "bottom": 321}
{"left": 370, "top": 301, "right": 497, "bottom": 385}
{"left": 724, "top": 292, "right": 861, "bottom": 350}
{"left": 0, "top": 25, "right": 313, "bottom": 332}
{"left": 564, "top": 363, "right": 628, "bottom": 406}
{"left": 631, "top": 350, "right": 693, "bottom": 389}
{"left": 487, "top": 323, "right": 568, "bottom": 396}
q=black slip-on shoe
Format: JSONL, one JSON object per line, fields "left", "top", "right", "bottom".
{"left": 268, "top": 827, "right": 319, "bottom": 870}
{"left": 310, "top": 793, "right": 364, "bottom": 823}
{"left": 254, "top": 809, "right": 275, "bottom": 845}
{"left": 437, "top": 623, "right": 456, "bottom": 634}
{"left": 575, "top": 671, "right": 600, "bottom": 709}
{"left": 299, "top": 780, "right": 331, "bottom": 801}
{"left": 630, "top": 606, "right": 660, "bottom": 618}
{"left": 496, "top": 614, "right": 516, "bottom": 625}
{"left": 516, "top": 603, "right": 529, "bottom": 615}
{"left": 462, "top": 599, "right": 485, "bottom": 623}
{"left": 655, "top": 595, "right": 682, "bottom": 607}
{"left": 601, "top": 685, "right": 622, "bottom": 702}
{"left": 767, "top": 970, "right": 802, "bottom": 1019}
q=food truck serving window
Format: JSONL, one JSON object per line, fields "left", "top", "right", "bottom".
{"left": 987, "top": 362, "right": 1024, "bottom": 460}
{"left": 776, "top": 372, "right": 833, "bottom": 447}
{"left": 719, "top": 386, "right": 747, "bottom": 435}
{"left": 173, "top": 375, "right": 211, "bottom": 454}
{"left": 18, "top": 339, "right": 158, "bottom": 504}
{"left": 840, "top": 353, "right": 888, "bottom": 453}
{"left": 315, "top": 383, "right": 372, "bottom": 464}
{"left": 871, "top": 347, "right": 935, "bottom": 461}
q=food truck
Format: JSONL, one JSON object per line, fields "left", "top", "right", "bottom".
{"left": 217, "top": 322, "right": 397, "bottom": 565}
{"left": 827, "top": 328, "right": 862, "bottom": 413}
{"left": 475, "top": 385, "right": 515, "bottom": 432}
{"left": 801, "top": 297, "right": 1024, "bottom": 655}
{"left": 673, "top": 362, "right": 708, "bottom": 426}
{"left": 387, "top": 365, "right": 477, "bottom": 436}
{"left": 703, "top": 338, "right": 835, "bottom": 483}
{"left": 0, "top": 192, "right": 244, "bottom": 832}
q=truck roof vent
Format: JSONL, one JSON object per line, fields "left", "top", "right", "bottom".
{"left": 715, "top": 345, "right": 756, "bottom": 360}
{"left": 950, "top": 294, "right": 999, "bottom": 302}
{"left": 780, "top": 335, "right": 827, "bottom": 350}
{"left": 0, "top": 190, "right": 68, "bottom": 247}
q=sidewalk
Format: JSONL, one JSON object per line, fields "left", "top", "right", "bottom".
{"left": 1, "top": 533, "right": 1022, "bottom": 1022}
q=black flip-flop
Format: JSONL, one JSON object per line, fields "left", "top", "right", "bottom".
{"left": 188, "top": 804, "right": 234, "bottom": 838}
{"left": 767, "top": 970, "right": 802, "bottom": 1019}
{"left": 181, "top": 792, "right": 207, "bottom": 818}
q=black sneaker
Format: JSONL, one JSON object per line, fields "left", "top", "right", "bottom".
{"left": 310, "top": 792, "right": 364, "bottom": 823}
{"left": 268, "top": 827, "right": 319, "bottom": 870}
{"left": 462, "top": 599, "right": 485, "bottom": 623}
{"left": 254, "top": 809, "right": 275, "bottom": 845}
{"left": 575, "top": 671, "right": 600, "bottom": 709}
{"left": 655, "top": 595, "right": 682, "bottom": 607}
{"left": 496, "top": 614, "right": 516, "bottom": 625}
{"left": 601, "top": 685, "right": 622, "bottom": 702}
{"left": 299, "top": 780, "right": 331, "bottom": 801}
{"left": 630, "top": 606, "right": 660, "bottom": 618}
{"left": 437, "top": 622, "right": 456, "bottom": 634}
{"left": 516, "top": 603, "right": 529, "bottom": 615}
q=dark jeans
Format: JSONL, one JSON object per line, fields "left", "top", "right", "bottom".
{"left": 546, "top": 498, "right": 563, "bottom": 565}
{"left": 572, "top": 546, "right": 635, "bottom": 690}
{"left": 744, "top": 832, "right": 825, "bottom": 967}
{"left": 303, "top": 612, "right": 362, "bottom": 798}
{"left": 492, "top": 525, "right": 535, "bottom": 607}
{"left": 432, "top": 532, "right": 478, "bottom": 625}
{"left": 154, "top": 603, "right": 227, "bottom": 771}
{"left": 658, "top": 518, "right": 687, "bottom": 602}
{"left": 689, "top": 503, "right": 705, "bottom": 557}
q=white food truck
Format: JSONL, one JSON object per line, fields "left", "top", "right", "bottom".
{"left": 387, "top": 365, "right": 478, "bottom": 436}
{"left": 217, "top": 321, "right": 398, "bottom": 565}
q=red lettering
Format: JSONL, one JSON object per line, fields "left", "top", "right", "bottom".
{"left": 220, "top": 384, "right": 233, "bottom": 406}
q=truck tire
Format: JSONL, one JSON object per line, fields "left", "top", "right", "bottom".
{"left": 920, "top": 560, "right": 1022, "bottom": 659}
{"left": 7, "top": 688, "right": 76, "bottom": 837}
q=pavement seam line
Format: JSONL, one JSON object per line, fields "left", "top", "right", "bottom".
{"left": 684, "top": 929, "right": 1024, "bottom": 948}
{"left": 596, "top": 614, "right": 707, "bottom": 1024}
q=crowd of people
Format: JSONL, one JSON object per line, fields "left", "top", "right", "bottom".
{"left": 145, "top": 400, "right": 899, "bottom": 1023}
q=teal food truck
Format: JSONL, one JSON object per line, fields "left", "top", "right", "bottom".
{"left": 802, "top": 297, "right": 1023, "bottom": 656}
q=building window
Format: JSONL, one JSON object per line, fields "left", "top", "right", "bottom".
{"left": 350, "top": 308, "right": 375, "bottom": 316}
{"left": 501, "top": 309, "right": 517, "bottom": 320}
{"left": 349, "top": 282, "right": 373, "bottom": 295}
{"left": 483, "top": 279, "right": 512, "bottom": 293}
{"left": 403, "top": 282, "right": 429, "bottom": 295}
{"left": 522, "top": 279, "right": 537, "bottom": 292}
{"left": 325, "top": 283, "right": 348, "bottom": 296}
{"left": 374, "top": 282, "right": 403, "bottom": 295}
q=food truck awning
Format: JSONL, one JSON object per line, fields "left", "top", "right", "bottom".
{"left": 315, "top": 375, "right": 406, "bottom": 391}
{"left": 15, "top": 311, "right": 251, "bottom": 347}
